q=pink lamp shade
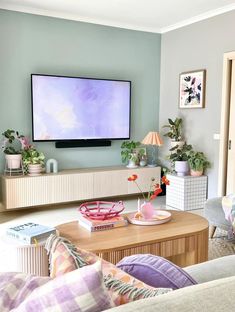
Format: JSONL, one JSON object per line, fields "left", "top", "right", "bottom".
{"left": 141, "top": 132, "right": 163, "bottom": 146}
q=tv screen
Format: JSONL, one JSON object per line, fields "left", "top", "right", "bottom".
{"left": 31, "top": 74, "right": 131, "bottom": 142}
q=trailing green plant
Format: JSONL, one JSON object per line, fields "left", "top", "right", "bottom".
{"left": 121, "top": 140, "right": 141, "bottom": 163}
{"left": 22, "top": 147, "right": 45, "bottom": 169}
{"left": 188, "top": 150, "right": 210, "bottom": 172}
{"left": 1, "top": 129, "right": 25, "bottom": 154}
{"left": 168, "top": 143, "right": 193, "bottom": 162}
{"left": 162, "top": 118, "right": 183, "bottom": 141}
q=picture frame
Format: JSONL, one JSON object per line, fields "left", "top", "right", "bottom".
{"left": 179, "top": 69, "right": 206, "bottom": 109}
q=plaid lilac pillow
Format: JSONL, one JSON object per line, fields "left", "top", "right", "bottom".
{"left": 12, "top": 261, "right": 114, "bottom": 312}
{"left": 0, "top": 272, "right": 50, "bottom": 312}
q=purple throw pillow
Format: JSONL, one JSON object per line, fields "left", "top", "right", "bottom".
{"left": 117, "top": 254, "right": 197, "bottom": 290}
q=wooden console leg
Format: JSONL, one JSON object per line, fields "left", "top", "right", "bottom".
{"left": 209, "top": 225, "right": 217, "bottom": 239}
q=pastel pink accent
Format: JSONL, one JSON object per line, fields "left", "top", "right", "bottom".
{"left": 141, "top": 202, "right": 155, "bottom": 219}
{"left": 78, "top": 200, "right": 124, "bottom": 220}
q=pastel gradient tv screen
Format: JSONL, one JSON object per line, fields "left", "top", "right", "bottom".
{"left": 31, "top": 74, "right": 131, "bottom": 141}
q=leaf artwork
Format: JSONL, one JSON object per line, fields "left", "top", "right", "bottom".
{"left": 179, "top": 70, "right": 205, "bottom": 108}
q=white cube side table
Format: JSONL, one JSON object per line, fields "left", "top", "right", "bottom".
{"left": 0, "top": 237, "right": 49, "bottom": 276}
{"left": 166, "top": 174, "right": 207, "bottom": 211}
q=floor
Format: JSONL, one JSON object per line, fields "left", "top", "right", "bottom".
{"left": 0, "top": 195, "right": 203, "bottom": 271}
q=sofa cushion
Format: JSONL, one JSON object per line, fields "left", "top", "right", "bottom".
{"left": 12, "top": 261, "right": 114, "bottom": 312}
{"left": 0, "top": 272, "right": 50, "bottom": 312}
{"left": 184, "top": 255, "right": 235, "bottom": 284}
{"left": 104, "top": 276, "right": 235, "bottom": 312}
{"left": 117, "top": 254, "right": 197, "bottom": 289}
{"left": 46, "top": 234, "right": 172, "bottom": 305}
{"left": 45, "top": 234, "right": 97, "bottom": 278}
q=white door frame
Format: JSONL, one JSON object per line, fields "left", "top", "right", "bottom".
{"left": 218, "top": 51, "right": 235, "bottom": 196}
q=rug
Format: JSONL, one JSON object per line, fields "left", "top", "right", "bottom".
{"left": 209, "top": 228, "right": 235, "bottom": 260}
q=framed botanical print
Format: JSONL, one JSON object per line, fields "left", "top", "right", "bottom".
{"left": 179, "top": 69, "right": 206, "bottom": 108}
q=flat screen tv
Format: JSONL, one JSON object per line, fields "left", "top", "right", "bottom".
{"left": 31, "top": 74, "right": 131, "bottom": 147}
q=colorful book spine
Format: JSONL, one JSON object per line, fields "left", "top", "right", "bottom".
{"left": 78, "top": 218, "right": 128, "bottom": 232}
{"left": 6, "top": 223, "right": 56, "bottom": 244}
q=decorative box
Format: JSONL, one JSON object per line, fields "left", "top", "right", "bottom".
{"left": 166, "top": 174, "right": 207, "bottom": 211}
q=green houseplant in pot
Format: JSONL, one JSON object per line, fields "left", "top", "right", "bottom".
{"left": 1, "top": 129, "right": 25, "bottom": 169}
{"left": 121, "top": 140, "right": 142, "bottom": 168}
{"left": 162, "top": 118, "right": 184, "bottom": 148}
{"left": 168, "top": 143, "right": 192, "bottom": 176}
{"left": 188, "top": 151, "right": 210, "bottom": 176}
{"left": 22, "top": 146, "right": 45, "bottom": 176}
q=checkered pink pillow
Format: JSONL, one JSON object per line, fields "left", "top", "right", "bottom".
{"left": 0, "top": 272, "right": 50, "bottom": 312}
{"left": 12, "top": 261, "right": 114, "bottom": 312}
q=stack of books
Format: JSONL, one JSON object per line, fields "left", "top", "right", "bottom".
{"left": 78, "top": 213, "right": 128, "bottom": 232}
{"left": 6, "top": 222, "right": 56, "bottom": 244}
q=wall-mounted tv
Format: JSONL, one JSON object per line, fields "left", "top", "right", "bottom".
{"left": 31, "top": 74, "right": 131, "bottom": 147}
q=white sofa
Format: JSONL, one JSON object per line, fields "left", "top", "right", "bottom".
{"left": 106, "top": 255, "right": 235, "bottom": 312}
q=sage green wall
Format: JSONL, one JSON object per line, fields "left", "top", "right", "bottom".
{"left": 0, "top": 9, "right": 161, "bottom": 172}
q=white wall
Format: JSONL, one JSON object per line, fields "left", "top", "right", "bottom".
{"left": 159, "top": 10, "right": 235, "bottom": 198}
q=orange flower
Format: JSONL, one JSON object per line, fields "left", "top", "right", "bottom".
{"left": 162, "top": 176, "right": 170, "bottom": 185}
{"left": 128, "top": 174, "right": 138, "bottom": 181}
{"left": 154, "top": 188, "right": 162, "bottom": 196}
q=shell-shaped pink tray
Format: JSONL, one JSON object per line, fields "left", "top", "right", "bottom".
{"left": 127, "top": 210, "right": 172, "bottom": 225}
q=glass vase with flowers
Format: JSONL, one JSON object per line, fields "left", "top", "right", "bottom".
{"left": 127, "top": 174, "right": 170, "bottom": 219}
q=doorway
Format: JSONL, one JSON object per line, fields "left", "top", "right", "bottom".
{"left": 218, "top": 51, "right": 235, "bottom": 196}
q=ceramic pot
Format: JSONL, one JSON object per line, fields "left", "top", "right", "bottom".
{"left": 5, "top": 154, "right": 22, "bottom": 169}
{"left": 141, "top": 201, "right": 154, "bottom": 219}
{"left": 175, "top": 161, "right": 189, "bottom": 176}
{"left": 170, "top": 141, "right": 185, "bottom": 149}
{"left": 126, "top": 154, "right": 138, "bottom": 168}
{"left": 190, "top": 169, "right": 203, "bottom": 176}
{"left": 28, "top": 164, "right": 42, "bottom": 176}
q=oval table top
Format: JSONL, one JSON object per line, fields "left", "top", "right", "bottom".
{"left": 56, "top": 210, "right": 209, "bottom": 253}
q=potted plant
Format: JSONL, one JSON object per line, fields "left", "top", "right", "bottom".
{"left": 121, "top": 140, "right": 142, "bottom": 168}
{"left": 162, "top": 118, "right": 184, "bottom": 148}
{"left": 188, "top": 150, "right": 210, "bottom": 176}
{"left": 168, "top": 143, "right": 192, "bottom": 176}
{"left": 22, "top": 146, "right": 45, "bottom": 176}
{"left": 1, "top": 129, "right": 25, "bottom": 169}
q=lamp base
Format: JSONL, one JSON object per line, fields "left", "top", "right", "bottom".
{"left": 147, "top": 164, "right": 157, "bottom": 167}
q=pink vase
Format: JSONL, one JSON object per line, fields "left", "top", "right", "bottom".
{"left": 141, "top": 201, "right": 154, "bottom": 219}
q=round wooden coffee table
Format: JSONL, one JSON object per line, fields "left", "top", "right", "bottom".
{"left": 56, "top": 210, "right": 209, "bottom": 267}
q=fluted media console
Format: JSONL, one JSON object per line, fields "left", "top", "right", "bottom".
{"left": 1, "top": 166, "right": 161, "bottom": 210}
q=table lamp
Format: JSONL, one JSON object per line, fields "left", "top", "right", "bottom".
{"left": 141, "top": 132, "right": 163, "bottom": 167}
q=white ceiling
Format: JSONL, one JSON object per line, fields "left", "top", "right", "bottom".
{"left": 0, "top": 0, "right": 235, "bottom": 33}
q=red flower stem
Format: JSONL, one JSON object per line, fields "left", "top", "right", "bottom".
{"left": 134, "top": 181, "right": 146, "bottom": 201}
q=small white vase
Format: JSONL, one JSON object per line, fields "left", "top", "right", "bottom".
{"left": 5, "top": 154, "right": 22, "bottom": 169}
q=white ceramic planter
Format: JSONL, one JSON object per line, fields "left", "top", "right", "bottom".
{"left": 5, "top": 154, "right": 22, "bottom": 169}
{"left": 28, "top": 164, "right": 42, "bottom": 176}
{"left": 175, "top": 161, "right": 189, "bottom": 176}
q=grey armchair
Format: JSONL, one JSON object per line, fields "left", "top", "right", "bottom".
{"left": 204, "top": 197, "right": 230, "bottom": 238}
